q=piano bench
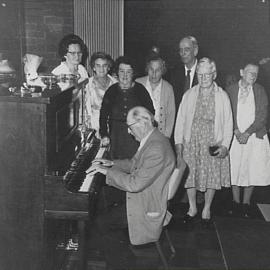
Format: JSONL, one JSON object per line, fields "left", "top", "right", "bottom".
{"left": 45, "top": 210, "right": 89, "bottom": 270}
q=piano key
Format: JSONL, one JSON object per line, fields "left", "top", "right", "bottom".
{"left": 95, "top": 147, "right": 106, "bottom": 159}
{"left": 79, "top": 172, "right": 96, "bottom": 192}
{"left": 79, "top": 147, "right": 107, "bottom": 192}
{"left": 64, "top": 133, "right": 108, "bottom": 193}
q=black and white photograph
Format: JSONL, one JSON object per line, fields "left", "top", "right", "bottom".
{"left": 1, "top": 0, "right": 270, "bottom": 269}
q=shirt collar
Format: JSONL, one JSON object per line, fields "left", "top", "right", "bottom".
{"left": 239, "top": 80, "right": 252, "bottom": 93}
{"left": 185, "top": 59, "right": 197, "bottom": 75}
{"left": 138, "top": 128, "right": 155, "bottom": 152}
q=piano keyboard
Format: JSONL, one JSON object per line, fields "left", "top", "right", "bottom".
{"left": 63, "top": 132, "right": 108, "bottom": 193}
{"left": 79, "top": 147, "right": 106, "bottom": 192}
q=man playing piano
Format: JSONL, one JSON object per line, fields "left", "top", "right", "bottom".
{"left": 89, "top": 106, "right": 175, "bottom": 270}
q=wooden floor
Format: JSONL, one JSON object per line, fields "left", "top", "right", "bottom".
{"left": 52, "top": 198, "right": 270, "bottom": 270}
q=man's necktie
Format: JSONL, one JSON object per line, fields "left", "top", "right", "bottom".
{"left": 184, "top": 69, "right": 191, "bottom": 91}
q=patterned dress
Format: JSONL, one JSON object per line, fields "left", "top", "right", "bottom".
{"left": 85, "top": 75, "right": 117, "bottom": 136}
{"left": 183, "top": 89, "right": 230, "bottom": 192}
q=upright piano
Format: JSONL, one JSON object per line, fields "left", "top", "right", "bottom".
{"left": 0, "top": 79, "right": 105, "bottom": 270}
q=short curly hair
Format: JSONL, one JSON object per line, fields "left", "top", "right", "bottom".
{"left": 114, "top": 56, "right": 137, "bottom": 77}
{"left": 90, "top": 52, "right": 114, "bottom": 70}
{"left": 58, "top": 34, "right": 86, "bottom": 61}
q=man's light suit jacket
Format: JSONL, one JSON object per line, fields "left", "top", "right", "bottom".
{"left": 106, "top": 128, "right": 175, "bottom": 245}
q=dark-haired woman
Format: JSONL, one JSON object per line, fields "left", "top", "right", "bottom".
{"left": 100, "top": 56, "right": 154, "bottom": 160}
{"left": 52, "top": 34, "right": 88, "bottom": 80}
{"left": 99, "top": 56, "right": 154, "bottom": 206}
{"left": 51, "top": 34, "right": 89, "bottom": 249}
{"left": 85, "top": 52, "right": 117, "bottom": 135}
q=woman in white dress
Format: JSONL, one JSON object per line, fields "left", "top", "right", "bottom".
{"left": 85, "top": 52, "right": 117, "bottom": 136}
{"left": 227, "top": 62, "right": 270, "bottom": 218}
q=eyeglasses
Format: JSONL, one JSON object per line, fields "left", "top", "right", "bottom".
{"left": 178, "top": 48, "right": 192, "bottom": 54}
{"left": 126, "top": 121, "right": 138, "bottom": 129}
{"left": 197, "top": 72, "right": 214, "bottom": 79}
{"left": 67, "top": 51, "right": 83, "bottom": 56}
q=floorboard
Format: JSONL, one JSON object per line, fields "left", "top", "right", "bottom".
{"left": 50, "top": 201, "right": 270, "bottom": 270}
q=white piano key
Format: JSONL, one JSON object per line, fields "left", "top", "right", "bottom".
{"left": 79, "top": 147, "right": 107, "bottom": 192}
{"left": 79, "top": 172, "right": 95, "bottom": 192}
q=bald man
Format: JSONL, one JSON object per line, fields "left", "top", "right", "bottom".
{"left": 91, "top": 106, "right": 175, "bottom": 270}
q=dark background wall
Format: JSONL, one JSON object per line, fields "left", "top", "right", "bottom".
{"left": 0, "top": 0, "right": 24, "bottom": 78}
{"left": 1, "top": 0, "right": 270, "bottom": 85}
{"left": 24, "top": 0, "right": 74, "bottom": 73}
{"left": 0, "top": 0, "right": 74, "bottom": 78}
{"left": 124, "top": 0, "right": 270, "bottom": 87}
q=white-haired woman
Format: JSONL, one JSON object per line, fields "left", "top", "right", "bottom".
{"left": 174, "top": 57, "right": 233, "bottom": 226}
{"left": 136, "top": 53, "right": 175, "bottom": 138}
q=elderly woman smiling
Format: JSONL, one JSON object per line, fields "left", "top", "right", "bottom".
{"left": 85, "top": 52, "right": 117, "bottom": 135}
{"left": 174, "top": 57, "right": 233, "bottom": 226}
{"left": 99, "top": 56, "right": 154, "bottom": 159}
{"left": 99, "top": 56, "right": 154, "bottom": 207}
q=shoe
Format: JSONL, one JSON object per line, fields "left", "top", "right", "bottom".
{"left": 65, "top": 238, "right": 79, "bottom": 251}
{"left": 229, "top": 201, "right": 242, "bottom": 217}
{"left": 201, "top": 218, "right": 212, "bottom": 229}
{"left": 242, "top": 203, "right": 252, "bottom": 218}
{"left": 182, "top": 213, "right": 197, "bottom": 224}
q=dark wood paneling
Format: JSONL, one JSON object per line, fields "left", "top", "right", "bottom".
{"left": 0, "top": 80, "right": 88, "bottom": 270}
{"left": 0, "top": 101, "right": 45, "bottom": 270}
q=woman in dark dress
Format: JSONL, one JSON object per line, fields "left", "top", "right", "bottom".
{"left": 99, "top": 56, "right": 155, "bottom": 159}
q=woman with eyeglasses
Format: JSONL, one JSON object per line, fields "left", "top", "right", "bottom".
{"left": 84, "top": 52, "right": 117, "bottom": 136}
{"left": 174, "top": 57, "right": 233, "bottom": 227}
{"left": 51, "top": 34, "right": 89, "bottom": 250}
{"left": 52, "top": 34, "right": 88, "bottom": 80}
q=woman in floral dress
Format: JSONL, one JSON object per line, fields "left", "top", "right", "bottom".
{"left": 174, "top": 57, "right": 233, "bottom": 225}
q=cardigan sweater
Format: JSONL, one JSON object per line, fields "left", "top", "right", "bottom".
{"left": 136, "top": 76, "right": 175, "bottom": 137}
{"left": 226, "top": 82, "right": 268, "bottom": 139}
{"left": 174, "top": 82, "right": 233, "bottom": 149}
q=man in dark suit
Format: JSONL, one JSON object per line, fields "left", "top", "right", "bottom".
{"left": 168, "top": 36, "right": 199, "bottom": 112}
{"left": 167, "top": 36, "right": 199, "bottom": 205}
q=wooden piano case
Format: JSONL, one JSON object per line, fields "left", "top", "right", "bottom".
{"left": 0, "top": 80, "right": 88, "bottom": 270}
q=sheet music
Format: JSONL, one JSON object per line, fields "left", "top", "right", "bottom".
{"left": 79, "top": 147, "right": 106, "bottom": 192}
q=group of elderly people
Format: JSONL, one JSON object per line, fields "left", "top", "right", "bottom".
{"left": 52, "top": 33, "right": 270, "bottom": 227}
